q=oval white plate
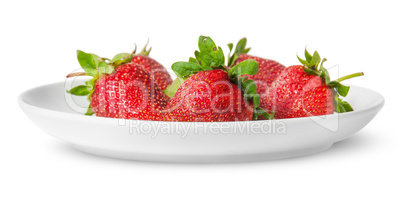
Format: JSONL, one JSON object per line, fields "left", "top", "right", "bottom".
{"left": 18, "top": 81, "right": 384, "bottom": 163}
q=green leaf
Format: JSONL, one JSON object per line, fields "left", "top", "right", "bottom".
{"left": 303, "top": 67, "right": 321, "bottom": 76}
{"left": 238, "top": 77, "right": 274, "bottom": 120}
{"left": 243, "top": 48, "right": 251, "bottom": 54}
{"left": 267, "top": 111, "right": 275, "bottom": 120}
{"left": 297, "top": 55, "right": 308, "bottom": 66}
{"left": 98, "top": 62, "right": 114, "bottom": 75}
{"left": 84, "top": 77, "right": 97, "bottom": 90}
{"left": 227, "top": 43, "right": 234, "bottom": 66}
{"left": 111, "top": 53, "right": 133, "bottom": 66}
{"left": 319, "top": 58, "right": 327, "bottom": 70}
{"left": 309, "top": 51, "right": 321, "bottom": 69}
{"left": 253, "top": 107, "right": 274, "bottom": 120}
{"left": 253, "top": 113, "right": 259, "bottom": 120}
{"left": 194, "top": 50, "right": 212, "bottom": 70}
{"left": 212, "top": 47, "right": 225, "bottom": 68}
{"left": 189, "top": 57, "right": 199, "bottom": 64}
{"left": 329, "top": 81, "right": 350, "bottom": 97}
{"left": 172, "top": 61, "right": 204, "bottom": 79}
{"left": 334, "top": 98, "right": 346, "bottom": 113}
{"left": 253, "top": 94, "right": 260, "bottom": 107}
{"left": 227, "top": 54, "right": 239, "bottom": 68}
{"left": 227, "top": 43, "right": 233, "bottom": 51}
{"left": 242, "top": 79, "right": 257, "bottom": 99}
{"left": 100, "top": 57, "right": 111, "bottom": 62}
{"left": 85, "top": 105, "right": 94, "bottom": 116}
{"left": 227, "top": 38, "right": 249, "bottom": 67}
{"left": 234, "top": 38, "right": 247, "bottom": 55}
{"left": 334, "top": 95, "right": 354, "bottom": 113}
{"left": 228, "top": 59, "right": 259, "bottom": 78}
{"left": 319, "top": 66, "right": 330, "bottom": 84}
{"left": 110, "top": 53, "right": 131, "bottom": 63}
{"left": 195, "top": 36, "right": 225, "bottom": 70}
{"left": 66, "top": 85, "right": 92, "bottom": 96}
{"left": 163, "top": 77, "right": 185, "bottom": 98}
{"left": 90, "top": 54, "right": 101, "bottom": 67}
{"left": 194, "top": 51, "right": 201, "bottom": 60}
{"left": 298, "top": 49, "right": 325, "bottom": 74}
{"left": 342, "top": 101, "right": 353, "bottom": 111}
{"left": 77, "top": 50, "right": 98, "bottom": 77}
{"left": 230, "top": 76, "right": 244, "bottom": 87}
{"left": 337, "top": 85, "right": 350, "bottom": 97}
{"left": 305, "top": 48, "right": 313, "bottom": 62}
{"left": 139, "top": 41, "right": 152, "bottom": 55}
{"left": 202, "top": 36, "right": 221, "bottom": 50}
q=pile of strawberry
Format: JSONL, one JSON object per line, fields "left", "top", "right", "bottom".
{"left": 67, "top": 36, "right": 363, "bottom": 121}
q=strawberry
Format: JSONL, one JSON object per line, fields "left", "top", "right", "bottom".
{"left": 66, "top": 50, "right": 168, "bottom": 120}
{"left": 165, "top": 69, "right": 253, "bottom": 121}
{"left": 228, "top": 38, "right": 286, "bottom": 95}
{"left": 164, "top": 36, "right": 273, "bottom": 122}
{"left": 260, "top": 49, "right": 364, "bottom": 119}
{"left": 130, "top": 44, "right": 173, "bottom": 90}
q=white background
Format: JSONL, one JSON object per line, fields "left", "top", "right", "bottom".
{"left": 1, "top": 0, "right": 400, "bottom": 197}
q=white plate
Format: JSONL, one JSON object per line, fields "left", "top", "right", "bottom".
{"left": 18, "top": 80, "right": 384, "bottom": 163}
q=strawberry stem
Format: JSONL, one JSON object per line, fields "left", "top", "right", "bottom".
{"left": 334, "top": 72, "right": 364, "bottom": 82}
{"left": 66, "top": 72, "right": 87, "bottom": 78}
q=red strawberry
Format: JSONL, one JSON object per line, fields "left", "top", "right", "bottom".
{"left": 67, "top": 50, "right": 168, "bottom": 120}
{"left": 165, "top": 69, "right": 253, "bottom": 122}
{"left": 164, "top": 36, "right": 273, "bottom": 122}
{"left": 261, "top": 65, "right": 335, "bottom": 119}
{"left": 229, "top": 38, "right": 285, "bottom": 95}
{"left": 90, "top": 63, "right": 168, "bottom": 120}
{"left": 260, "top": 49, "right": 363, "bottom": 119}
{"left": 130, "top": 45, "right": 173, "bottom": 90}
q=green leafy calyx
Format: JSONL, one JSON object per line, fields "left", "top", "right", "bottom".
{"left": 170, "top": 36, "right": 272, "bottom": 120}
{"left": 139, "top": 39, "right": 152, "bottom": 56}
{"left": 66, "top": 43, "right": 153, "bottom": 116}
{"left": 227, "top": 38, "right": 250, "bottom": 67}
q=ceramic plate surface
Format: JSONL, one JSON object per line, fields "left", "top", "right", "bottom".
{"left": 18, "top": 80, "right": 384, "bottom": 163}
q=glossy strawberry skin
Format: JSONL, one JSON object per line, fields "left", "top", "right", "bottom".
{"left": 233, "top": 54, "right": 285, "bottom": 95}
{"left": 260, "top": 65, "right": 335, "bottom": 119}
{"left": 90, "top": 63, "right": 169, "bottom": 120}
{"left": 131, "top": 54, "right": 173, "bottom": 91}
{"left": 165, "top": 69, "right": 253, "bottom": 122}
